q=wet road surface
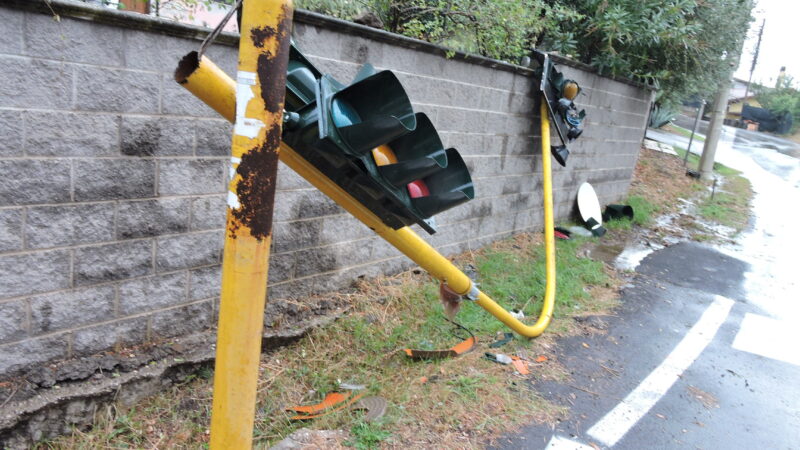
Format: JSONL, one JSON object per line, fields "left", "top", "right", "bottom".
{"left": 499, "top": 125, "right": 800, "bottom": 449}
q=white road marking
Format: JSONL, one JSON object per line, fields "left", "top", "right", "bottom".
{"left": 587, "top": 295, "right": 734, "bottom": 447}
{"left": 544, "top": 435, "right": 595, "bottom": 450}
{"left": 732, "top": 313, "right": 800, "bottom": 366}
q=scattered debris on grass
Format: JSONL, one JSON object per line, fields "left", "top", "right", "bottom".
{"left": 37, "top": 143, "right": 751, "bottom": 449}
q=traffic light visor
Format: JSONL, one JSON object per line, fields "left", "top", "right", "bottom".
{"left": 328, "top": 71, "right": 416, "bottom": 156}
{"left": 411, "top": 148, "right": 474, "bottom": 217}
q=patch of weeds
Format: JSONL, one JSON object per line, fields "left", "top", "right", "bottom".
{"left": 44, "top": 233, "right": 618, "bottom": 449}
{"left": 346, "top": 421, "right": 392, "bottom": 449}
{"left": 605, "top": 217, "right": 632, "bottom": 231}
{"left": 697, "top": 174, "right": 752, "bottom": 232}
{"left": 627, "top": 195, "right": 657, "bottom": 226}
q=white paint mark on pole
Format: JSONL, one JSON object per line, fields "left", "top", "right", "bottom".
{"left": 544, "top": 435, "right": 595, "bottom": 450}
{"left": 587, "top": 295, "right": 733, "bottom": 447}
{"left": 229, "top": 156, "right": 241, "bottom": 180}
{"left": 234, "top": 71, "right": 265, "bottom": 139}
{"left": 227, "top": 190, "right": 241, "bottom": 209}
{"left": 732, "top": 313, "right": 800, "bottom": 366}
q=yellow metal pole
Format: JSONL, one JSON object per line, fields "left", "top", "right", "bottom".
{"left": 205, "top": 1, "right": 293, "bottom": 448}
{"left": 175, "top": 58, "right": 557, "bottom": 338}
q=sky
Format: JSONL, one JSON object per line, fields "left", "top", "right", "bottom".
{"left": 734, "top": 0, "right": 798, "bottom": 87}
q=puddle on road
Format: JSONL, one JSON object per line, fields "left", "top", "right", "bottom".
{"left": 588, "top": 241, "right": 661, "bottom": 271}
{"left": 615, "top": 243, "right": 660, "bottom": 271}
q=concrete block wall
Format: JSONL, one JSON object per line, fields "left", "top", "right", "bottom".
{"left": 0, "top": 2, "right": 652, "bottom": 379}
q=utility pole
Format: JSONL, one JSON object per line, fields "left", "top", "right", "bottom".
{"left": 743, "top": 19, "right": 765, "bottom": 101}
{"left": 698, "top": 75, "right": 733, "bottom": 180}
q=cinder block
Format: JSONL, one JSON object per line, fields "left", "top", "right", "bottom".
{"left": 196, "top": 119, "right": 232, "bottom": 156}
{"left": 305, "top": 55, "right": 359, "bottom": 85}
{"left": 424, "top": 78, "right": 459, "bottom": 106}
{"left": 121, "top": 116, "right": 195, "bottom": 156}
{"left": 75, "top": 66, "right": 160, "bottom": 114}
{"left": 478, "top": 88, "right": 512, "bottom": 113}
{"left": 118, "top": 272, "right": 187, "bottom": 315}
{"left": 292, "top": 238, "right": 380, "bottom": 277}
{"left": 276, "top": 161, "right": 311, "bottom": 191}
{"left": 484, "top": 112, "right": 507, "bottom": 135}
{"left": 0, "top": 56, "right": 72, "bottom": 109}
{"left": 0, "top": 250, "right": 71, "bottom": 299}
{"left": 454, "top": 83, "right": 483, "bottom": 109}
{"left": 25, "top": 111, "right": 120, "bottom": 157}
{"left": 393, "top": 72, "right": 427, "bottom": 103}
{"left": 340, "top": 36, "right": 384, "bottom": 66}
{"left": 267, "top": 252, "right": 294, "bottom": 284}
{"left": 24, "top": 13, "right": 124, "bottom": 66}
{"left": 0, "top": 335, "right": 69, "bottom": 378}
{"left": 190, "top": 195, "right": 226, "bottom": 231}
{"left": 0, "top": 6, "right": 23, "bottom": 54}
{"left": 156, "top": 230, "right": 222, "bottom": 272}
{"left": 0, "top": 160, "right": 71, "bottom": 206}
{"left": 435, "top": 107, "right": 465, "bottom": 133}
{"left": 29, "top": 285, "right": 115, "bottom": 335}
{"left": 0, "top": 208, "right": 23, "bottom": 253}
{"left": 0, "top": 110, "right": 23, "bottom": 157}
{"left": 123, "top": 29, "right": 195, "bottom": 72}
{"left": 189, "top": 265, "right": 221, "bottom": 301}
{"left": 26, "top": 203, "right": 116, "bottom": 249}
{"left": 74, "top": 159, "right": 155, "bottom": 201}
{"left": 117, "top": 198, "right": 190, "bottom": 239}
{"left": 413, "top": 51, "right": 448, "bottom": 79}
{"left": 74, "top": 240, "right": 153, "bottom": 286}
{"left": 272, "top": 190, "right": 344, "bottom": 222}
{"left": 293, "top": 24, "right": 343, "bottom": 61}
{"left": 150, "top": 300, "right": 213, "bottom": 339}
{"left": 158, "top": 159, "right": 225, "bottom": 196}
{"left": 72, "top": 317, "right": 148, "bottom": 356}
{"left": 0, "top": 299, "right": 27, "bottom": 342}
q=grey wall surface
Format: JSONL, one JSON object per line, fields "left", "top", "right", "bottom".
{"left": 0, "top": 2, "right": 651, "bottom": 379}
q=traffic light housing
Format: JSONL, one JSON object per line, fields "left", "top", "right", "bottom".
{"left": 532, "top": 51, "right": 586, "bottom": 167}
{"left": 282, "top": 45, "right": 474, "bottom": 234}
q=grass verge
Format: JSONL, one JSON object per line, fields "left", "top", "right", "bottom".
{"left": 40, "top": 234, "right": 619, "bottom": 449}
{"left": 662, "top": 124, "right": 706, "bottom": 142}
{"left": 671, "top": 147, "right": 753, "bottom": 235}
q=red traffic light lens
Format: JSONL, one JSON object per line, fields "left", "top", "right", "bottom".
{"left": 407, "top": 180, "right": 430, "bottom": 198}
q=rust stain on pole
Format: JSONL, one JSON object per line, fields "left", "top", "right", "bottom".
{"left": 228, "top": 5, "right": 293, "bottom": 241}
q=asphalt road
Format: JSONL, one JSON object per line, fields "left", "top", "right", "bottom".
{"left": 497, "top": 126, "right": 800, "bottom": 449}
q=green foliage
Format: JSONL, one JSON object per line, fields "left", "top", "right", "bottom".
{"left": 627, "top": 195, "right": 657, "bottom": 226}
{"left": 756, "top": 75, "right": 800, "bottom": 133}
{"left": 346, "top": 422, "right": 392, "bottom": 449}
{"left": 293, "top": 0, "right": 753, "bottom": 107}
{"left": 649, "top": 105, "right": 676, "bottom": 128}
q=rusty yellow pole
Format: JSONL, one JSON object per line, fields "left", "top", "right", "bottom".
{"left": 206, "top": 1, "right": 293, "bottom": 448}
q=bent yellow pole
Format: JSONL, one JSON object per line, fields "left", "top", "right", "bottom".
{"left": 188, "top": 1, "right": 294, "bottom": 448}
{"left": 175, "top": 57, "right": 557, "bottom": 339}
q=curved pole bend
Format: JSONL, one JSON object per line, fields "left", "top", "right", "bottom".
{"left": 175, "top": 56, "right": 557, "bottom": 337}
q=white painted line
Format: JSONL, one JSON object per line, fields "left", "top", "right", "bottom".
{"left": 587, "top": 295, "right": 734, "bottom": 447}
{"left": 732, "top": 313, "right": 800, "bottom": 366}
{"left": 544, "top": 435, "right": 595, "bottom": 450}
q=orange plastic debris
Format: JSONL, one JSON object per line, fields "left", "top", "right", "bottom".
{"left": 535, "top": 355, "right": 548, "bottom": 363}
{"left": 286, "top": 392, "right": 350, "bottom": 415}
{"left": 404, "top": 336, "right": 476, "bottom": 360}
{"left": 511, "top": 356, "right": 531, "bottom": 375}
{"left": 289, "top": 393, "right": 364, "bottom": 420}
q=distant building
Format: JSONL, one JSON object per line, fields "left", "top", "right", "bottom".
{"left": 726, "top": 78, "right": 762, "bottom": 124}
